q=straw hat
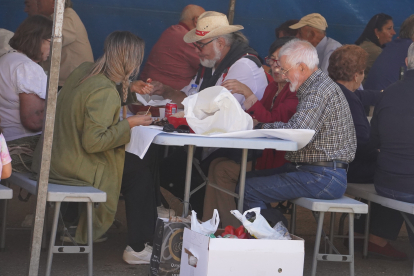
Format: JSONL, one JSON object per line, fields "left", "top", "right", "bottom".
{"left": 184, "top": 11, "right": 244, "bottom": 43}
{"left": 289, "top": 13, "right": 328, "bottom": 31}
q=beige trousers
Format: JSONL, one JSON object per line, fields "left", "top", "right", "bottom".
{"left": 202, "top": 157, "right": 252, "bottom": 228}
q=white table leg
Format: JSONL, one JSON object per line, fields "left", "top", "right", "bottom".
{"left": 237, "top": 148, "right": 249, "bottom": 213}
{"left": 183, "top": 145, "right": 195, "bottom": 217}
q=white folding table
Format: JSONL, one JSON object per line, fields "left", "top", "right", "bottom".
{"left": 151, "top": 133, "right": 298, "bottom": 217}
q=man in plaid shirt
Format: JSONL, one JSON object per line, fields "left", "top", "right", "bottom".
{"left": 241, "top": 39, "right": 356, "bottom": 211}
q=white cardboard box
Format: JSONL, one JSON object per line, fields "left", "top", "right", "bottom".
{"left": 180, "top": 227, "right": 304, "bottom": 276}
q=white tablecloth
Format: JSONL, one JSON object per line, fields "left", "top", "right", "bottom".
{"left": 125, "top": 126, "right": 315, "bottom": 159}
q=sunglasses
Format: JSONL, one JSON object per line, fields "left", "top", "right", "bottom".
{"left": 162, "top": 124, "right": 191, "bottom": 134}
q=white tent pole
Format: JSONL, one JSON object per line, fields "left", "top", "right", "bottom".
{"left": 27, "top": 0, "right": 65, "bottom": 274}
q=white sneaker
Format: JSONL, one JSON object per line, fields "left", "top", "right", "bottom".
{"left": 157, "top": 205, "right": 175, "bottom": 218}
{"left": 123, "top": 244, "right": 153, "bottom": 265}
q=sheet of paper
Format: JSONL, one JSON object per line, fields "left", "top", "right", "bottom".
{"left": 135, "top": 93, "right": 171, "bottom": 106}
{"left": 125, "top": 126, "right": 315, "bottom": 158}
{"left": 125, "top": 126, "right": 163, "bottom": 159}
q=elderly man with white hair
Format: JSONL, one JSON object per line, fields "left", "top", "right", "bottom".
{"left": 241, "top": 39, "right": 356, "bottom": 210}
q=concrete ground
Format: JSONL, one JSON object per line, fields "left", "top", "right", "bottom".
{"left": 0, "top": 184, "right": 412, "bottom": 276}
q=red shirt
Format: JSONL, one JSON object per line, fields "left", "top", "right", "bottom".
{"left": 247, "top": 82, "right": 298, "bottom": 170}
{"left": 140, "top": 23, "right": 200, "bottom": 90}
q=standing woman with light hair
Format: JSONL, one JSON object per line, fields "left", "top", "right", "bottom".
{"left": 32, "top": 31, "right": 156, "bottom": 264}
{"left": 37, "top": 0, "right": 94, "bottom": 88}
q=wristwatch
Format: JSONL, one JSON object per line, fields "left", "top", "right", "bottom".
{"left": 254, "top": 123, "right": 264, "bottom": 129}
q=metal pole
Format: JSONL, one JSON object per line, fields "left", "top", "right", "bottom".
{"left": 237, "top": 148, "right": 248, "bottom": 213}
{"left": 228, "top": 0, "right": 236, "bottom": 24}
{"left": 27, "top": 0, "right": 65, "bottom": 274}
{"left": 182, "top": 145, "right": 194, "bottom": 217}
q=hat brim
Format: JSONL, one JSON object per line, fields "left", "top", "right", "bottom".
{"left": 184, "top": 25, "right": 244, "bottom": 43}
{"left": 289, "top": 22, "right": 307, "bottom": 30}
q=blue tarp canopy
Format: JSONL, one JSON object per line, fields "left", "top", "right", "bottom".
{"left": 1, "top": 0, "right": 413, "bottom": 64}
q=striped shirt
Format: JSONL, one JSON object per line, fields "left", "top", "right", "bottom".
{"left": 263, "top": 69, "right": 356, "bottom": 163}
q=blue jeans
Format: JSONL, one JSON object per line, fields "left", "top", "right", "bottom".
{"left": 375, "top": 186, "right": 414, "bottom": 248}
{"left": 239, "top": 163, "right": 347, "bottom": 211}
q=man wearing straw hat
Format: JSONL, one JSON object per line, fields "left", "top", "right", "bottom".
{"left": 137, "top": 11, "right": 268, "bottom": 109}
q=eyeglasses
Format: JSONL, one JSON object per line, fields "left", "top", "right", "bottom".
{"left": 279, "top": 61, "right": 300, "bottom": 75}
{"left": 193, "top": 38, "right": 217, "bottom": 51}
{"left": 280, "top": 65, "right": 294, "bottom": 76}
{"left": 264, "top": 56, "right": 279, "bottom": 66}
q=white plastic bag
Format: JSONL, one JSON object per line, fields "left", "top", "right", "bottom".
{"left": 182, "top": 86, "right": 253, "bottom": 135}
{"left": 191, "top": 209, "right": 220, "bottom": 236}
{"left": 231, "top": 207, "right": 291, "bottom": 240}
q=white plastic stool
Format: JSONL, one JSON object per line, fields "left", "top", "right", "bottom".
{"left": 3, "top": 172, "right": 106, "bottom": 276}
{"left": 290, "top": 196, "right": 368, "bottom": 276}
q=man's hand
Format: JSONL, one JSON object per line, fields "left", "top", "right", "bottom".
{"left": 253, "top": 119, "right": 264, "bottom": 129}
{"left": 126, "top": 114, "right": 152, "bottom": 128}
{"left": 222, "top": 79, "right": 253, "bottom": 98}
{"left": 130, "top": 80, "right": 153, "bottom": 95}
{"left": 149, "top": 80, "right": 165, "bottom": 96}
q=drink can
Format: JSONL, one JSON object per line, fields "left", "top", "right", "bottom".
{"left": 165, "top": 103, "right": 177, "bottom": 117}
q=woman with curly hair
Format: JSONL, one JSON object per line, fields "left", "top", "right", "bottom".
{"left": 328, "top": 45, "right": 406, "bottom": 260}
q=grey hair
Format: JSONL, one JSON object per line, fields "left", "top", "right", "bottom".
{"left": 278, "top": 38, "right": 319, "bottom": 70}
{"left": 65, "top": 0, "right": 73, "bottom": 8}
{"left": 408, "top": 42, "right": 414, "bottom": 70}
{"left": 219, "top": 31, "right": 248, "bottom": 46}
{"left": 400, "top": 14, "right": 414, "bottom": 40}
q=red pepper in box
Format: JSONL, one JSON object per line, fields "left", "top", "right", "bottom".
{"left": 221, "top": 225, "right": 249, "bottom": 239}
{"left": 222, "top": 225, "right": 235, "bottom": 236}
{"left": 235, "top": 225, "right": 245, "bottom": 237}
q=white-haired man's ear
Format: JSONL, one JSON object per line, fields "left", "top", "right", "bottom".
{"left": 406, "top": 57, "right": 408, "bottom": 67}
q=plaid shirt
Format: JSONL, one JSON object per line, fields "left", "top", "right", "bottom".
{"left": 263, "top": 69, "right": 356, "bottom": 163}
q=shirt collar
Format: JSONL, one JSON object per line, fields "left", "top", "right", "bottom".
{"left": 315, "top": 36, "right": 327, "bottom": 57}
{"left": 178, "top": 22, "right": 191, "bottom": 31}
{"left": 296, "top": 69, "right": 323, "bottom": 96}
{"left": 405, "top": 69, "right": 414, "bottom": 80}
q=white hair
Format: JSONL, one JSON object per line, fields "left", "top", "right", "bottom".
{"left": 220, "top": 32, "right": 248, "bottom": 46}
{"left": 278, "top": 39, "right": 319, "bottom": 70}
{"left": 408, "top": 42, "right": 414, "bottom": 70}
{"left": 199, "top": 40, "right": 222, "bottom": 68}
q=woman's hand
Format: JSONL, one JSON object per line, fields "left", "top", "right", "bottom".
{"left": 222, "top": 79, "right": 253, "bottom": 98}
{"left": 130, "top": 80, "right": 153, "bottom": 95}
{"left": 126, "top": 114, "right": 152, "bottom": 128}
